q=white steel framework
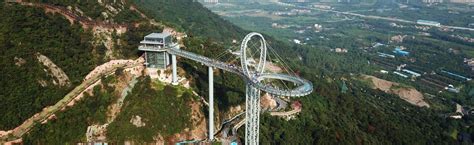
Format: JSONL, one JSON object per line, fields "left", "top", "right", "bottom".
{"left": 165, "top": 32, "right": 313, "bottom": 145}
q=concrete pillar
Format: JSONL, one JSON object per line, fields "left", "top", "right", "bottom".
{"left": 171, "top": 53, "right": 178, "bottom": 85}
{"left": 208, "top": 66, "right": 214, "bottom": 141}
{"left": 144, "top": 52, "right": 148, "bottom": 67}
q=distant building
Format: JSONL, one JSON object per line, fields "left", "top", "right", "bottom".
{"left": 314, "top": 24, "right": 322, "bottom": 32}
{"left": 334, "top": 48, "right": 348, "bottom": 53}
{"left": 393, "top": 71, "right": 409, "bottom": 78}
{"left": 313, "top": 4, "right": 331, "bottom": 9}
{"left": 441, "top": 70, "right": 472, "bottom": 81}
{"left": 372, "top": 43, "right": 385, "bottom": 48}
{"left": 402, "top": 69, "right": 421, "bottom": 77}
{"left": 447, "top": 87, "right": 461, "bottom": 93}
{"left": 293, "top": 39, "right": 301, "bottom": 44}
{"left": 393, "top": 47, "right": 410, "bottom": 56}
{"left": 291, "top": 9, "right": 311, "bottom": 14}
{"left": 417, "top": 20, "right": 441, "bottom": 27}
{"left": 138, "top": 32, "right": 175, "bottom": 69}
{"left": 422, "top": 0, "right": 443, "bottom": 3}
{"left": 203, "top": 0, "right": 219, "bottom": 3}
{"left": 378, "top": 52, "right": 395, "bottom": 58}
{"left": 450, "top": 113, "right": 463, "bottom": 119}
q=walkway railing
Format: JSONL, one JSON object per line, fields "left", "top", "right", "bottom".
{"left": 166, "top": 48, "right": 313, "bottom": 97}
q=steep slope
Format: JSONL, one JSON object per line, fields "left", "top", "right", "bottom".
{"left": 0, "top": 2, "right": 96, "bottom": 130}
{"left": 0, "top": 0, "right": 151, "bottom": 131}
{"left": 133, "top": 0, "right": 246, "bottom": 42}
{"left": 1, "top": 0, "right": 205, "bottom": 143}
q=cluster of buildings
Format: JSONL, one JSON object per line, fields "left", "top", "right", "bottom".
{"left": 373, "top": 45, "right": 411, "bottom": 58}
{"left": 391, "top": 64, "right": 422, "bottom": 79}
{"left": 313, "top": 4, "right": 332, "bottom": 9}
{"left": 271, "top": 23, "right": 290, "bottom": 29}
{"left": 272, "top": 9, "right": 311, "bottom": 16}
{"left": 451, "top": 35, "right": 474, "bottom": 43}
{"left": 417, "top": 20, "right": 441, "bottom": 27}
{"left": 422, "top": 0, "right": 444, "bottom": 3}
{"left": 389, "top": 23, "right": 406, "bottom": 28}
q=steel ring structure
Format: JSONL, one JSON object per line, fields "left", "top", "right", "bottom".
{"left": 165, "top": 32, "right": 313, "bottom": 145}
{"left": 240, "top": 32, "right": 267, "bottom": 78}
{"left": 239, "top": 32, "right": 313, "bottom": 145}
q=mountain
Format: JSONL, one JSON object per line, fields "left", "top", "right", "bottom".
{"left": 0, "top": 0, "right": 470, "bottom": 144}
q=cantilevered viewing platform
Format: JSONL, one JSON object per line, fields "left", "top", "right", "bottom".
{"left": 138, "top": 32, "right": 176, "bottom": 69}
{"left": 138, "top": 32, "right": 173, "bottom": 52}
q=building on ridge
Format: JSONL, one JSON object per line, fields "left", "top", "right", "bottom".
{"left": 138, "top": 32, "right": 175, "bottom": 69}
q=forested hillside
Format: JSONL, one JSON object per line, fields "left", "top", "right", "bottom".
{"left": 0, "top": 2, "right": 96, "bottom": 130}
{"left": 1, "top": 0, "right": 472, "bottom": 144}
{"left": 134, "top": 0, "right": 245, "bottom": 42}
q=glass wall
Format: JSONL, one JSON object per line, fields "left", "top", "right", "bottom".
{"left": 146, "top": 52, "right": 167, "bottom": 69}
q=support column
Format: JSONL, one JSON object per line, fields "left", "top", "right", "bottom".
{"left": 171, "top": 53, "right": 178, "bottom": 85}
{"left": 144, "top": 52, "right": 149, "bottom": 67}
{"left": 208, "top": 66, "right": 214, "bottom": 141}
{"left": 245, "top": 84, "right": 261, "bottom": 145}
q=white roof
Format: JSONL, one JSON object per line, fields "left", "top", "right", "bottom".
{"left": 145, "top": 32, "right": 171, "bottom": 38}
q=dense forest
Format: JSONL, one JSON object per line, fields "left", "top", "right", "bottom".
{"left": 133, "top": 0, "right": 246, "bottom": 43}
{"left": 28, "top": 0, "right": 145, "bottom": 23}
{"left": 0, "top": 2, "right": 97, "bottom": 130}
{"left": 23, "top": 76, "right": 119, "bottom": 144}
{"left": 0, "top": 0, "right": 161, "bottom": 131}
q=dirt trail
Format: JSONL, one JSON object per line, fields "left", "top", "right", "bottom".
{"left": 269, "top": 101, "right": 302, "bottom": 119}
{"left": 0, "top": 58, "right": 144, "bottom": 143}
{"left": 86, "top": 69, "right": 143, "bottom": 142}
{"left": 363, "top": 75, "right": 430, "bottom": 108}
